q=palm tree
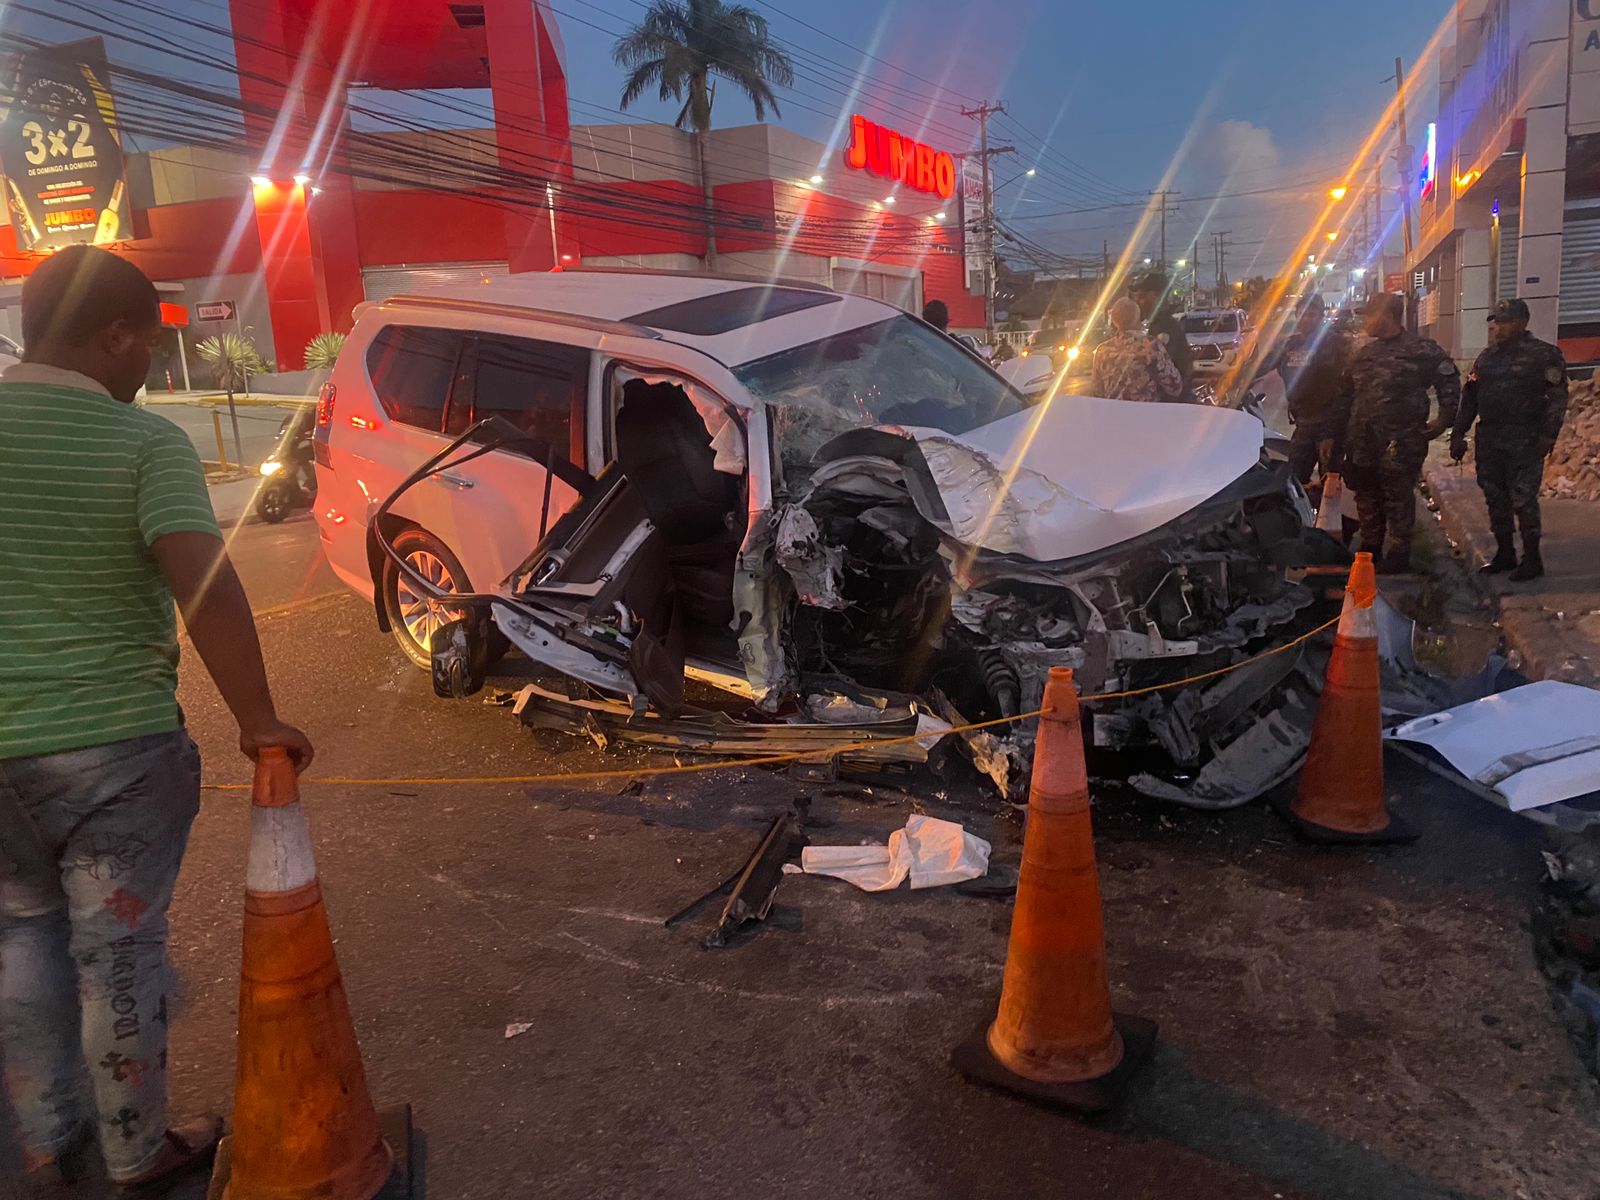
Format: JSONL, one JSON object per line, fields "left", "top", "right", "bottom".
{"left": 613, "top": 0, "right": 795, "bottom": 267}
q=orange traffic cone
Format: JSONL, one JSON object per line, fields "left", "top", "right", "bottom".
{"left": 951, "top": 667, "right": 1156, "bottom": 1113}
{"left": 1286, "top": 552, "right": 1416, "bottom": 844}
{"left": 209, "top": 747, "right": 410, "bottom": 1199}
{"left": 1314, "top": 472, "right": 1345, "bottom": 537}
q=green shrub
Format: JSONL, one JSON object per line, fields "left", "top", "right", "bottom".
{"left": 304, "top": 331, "right": 347, "bottom": 370}
{"left": 195, "top": 333, "right": 268, "bottom": 391}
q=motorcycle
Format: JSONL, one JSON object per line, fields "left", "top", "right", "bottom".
{"left": 256, "top": 407, "right": 317, "bottom": 523}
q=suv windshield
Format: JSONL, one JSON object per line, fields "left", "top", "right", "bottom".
{"left": 1180, "top": 312, "right": 1240, "bottom": 335}
{"left": 733, "top": 315, "right": 1024, "bottom": 469}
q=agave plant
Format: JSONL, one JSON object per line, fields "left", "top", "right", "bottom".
{"left": 195, "top": 333, "right": 268, "bottom": 391}
{"left": 303, "top": 331, "right": 347, "bottom": 370}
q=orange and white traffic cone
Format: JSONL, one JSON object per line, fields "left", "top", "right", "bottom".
{"left": 951, "top": 667, "right": 1156, "bottom": 1113}
{"left": 1314, "top": 472, "right": 1345, "bottom": 537}
{"left": 1285, "top": 552, "right": 1416, "bottom": 844}
{"left": 211, "top": 747, "right": 410, "bottom": 1199}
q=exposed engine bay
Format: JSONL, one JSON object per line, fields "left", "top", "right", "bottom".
{"left": 772, "top": 434, "right": 1346, "bottom": 804}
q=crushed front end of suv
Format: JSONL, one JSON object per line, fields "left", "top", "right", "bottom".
{"left": 382, "top": 294, "right": 1346, "bottom": 808}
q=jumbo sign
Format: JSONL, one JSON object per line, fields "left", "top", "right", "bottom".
{"left": 844, "top": 114, "right": 956, "bottom": 199}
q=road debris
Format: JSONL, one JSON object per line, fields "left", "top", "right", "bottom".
{"left": 514, "top": 683, "right": 930, "bottom": 775}
{"left": 784, "top": 814, "right": 990, "bottom": 892}
{"left": 703, "top": 814, "right": 796, "bottom": 948}
{"left": 1386, "top": 680, "right": 1600, "bottom": 829}
{"left": 504, "top": 1022, "right": 534, "bottom": 1040}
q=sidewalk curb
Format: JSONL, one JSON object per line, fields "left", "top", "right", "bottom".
{"left": 141, "top": 393, "right": 315, "bottom": 409}
{"left": 1423, "top": 454, "right": 1599, "bottom": 686}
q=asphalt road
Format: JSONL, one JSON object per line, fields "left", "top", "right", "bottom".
{"left": 7, "top": 517, "right": 1600, "bottom": 1199}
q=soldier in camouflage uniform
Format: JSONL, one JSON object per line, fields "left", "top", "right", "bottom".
{"left": 1450, "top": 297, "right": 1568, "bottom": 582}
{"left": 1342, "top": 293, "right": 1460, "bottom": 574}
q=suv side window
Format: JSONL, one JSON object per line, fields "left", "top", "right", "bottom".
{"left": 464, "top": 334, "right": 590, "bottom": 464}
{"left": 366, "top": 325, "right": 466, "bottom": 432}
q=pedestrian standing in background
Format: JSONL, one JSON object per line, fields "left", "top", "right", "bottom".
{"left": 921, "top": 299, "right": 950, "bottom": 332}
{"left": 0, "top": 246, "right": 313, "bottom": 1194}
{"left": 1130, "top": 271, "right": 1194, "bottom": 398}
{"left": 1260, "top": 293, "right": 1351, "bottom": 485}
{"left": 1342, "top": 292, "right": 1461, "bottom": 574}
{"left": 1450, "top": 297, "right": 1568, "bottom": 581}
{"left": 1092, "top": 297, "right": 1185, "bottom": 403}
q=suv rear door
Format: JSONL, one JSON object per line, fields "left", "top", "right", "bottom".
{"left": 433, "top": 332, "right": 594, "bottom": 591}
{"left": 321, "top": 324, "right": 469, "bottom": 588}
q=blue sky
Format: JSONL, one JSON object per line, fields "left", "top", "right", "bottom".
{"left": 551, "top": 0, "right": 1454, "bottom": 273}
{"left": 5, "top": 0, "right": 1453, "bottom": 276}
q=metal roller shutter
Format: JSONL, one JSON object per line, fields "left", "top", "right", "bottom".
{"left": 1497, "top": 210, "right": 1518, "bottom": 302}
{"left": 830, "top": 266, "right": 919, "bottom": 314}
{"left": 361, "top": 262, "right": 509, "bottom": 303}
{"left": 1560, "top": 203, "right": 1600, "bottom": 324}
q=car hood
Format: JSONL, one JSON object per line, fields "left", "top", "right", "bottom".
{"left": 838, "top": 394, "right": 1266, "bottom": 562}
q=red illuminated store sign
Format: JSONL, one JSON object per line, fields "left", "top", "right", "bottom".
{"left": 844, "top": 114, "right": 956, "bottom": 199}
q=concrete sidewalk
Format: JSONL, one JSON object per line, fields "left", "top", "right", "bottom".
{"left": 205, "top": 473, "right": 265, "bottom": 526}
{"left": 1423, "top": 445, "right": 1600, "bottom": 685}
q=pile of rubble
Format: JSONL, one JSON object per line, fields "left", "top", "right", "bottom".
{"left": 1543, "top": 377, "right": 1600, "bottom": 501}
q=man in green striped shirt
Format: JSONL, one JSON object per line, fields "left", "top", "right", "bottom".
{"left": 0, "top": 246, "right": 312, "bottom": 1194}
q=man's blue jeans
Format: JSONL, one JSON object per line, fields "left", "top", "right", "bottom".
{"left": 0, "top": 730, "right": 200, "bottom": 1181}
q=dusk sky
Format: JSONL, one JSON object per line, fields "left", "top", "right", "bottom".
{"left": 8, "top": 0, "right": 1454, "bottom": 280}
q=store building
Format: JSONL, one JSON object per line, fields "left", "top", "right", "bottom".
{"left": 0, "top": 1, "right": 980, "bottom": 373}
{"left": 1412, "top": 0, "right": 1600, "bottom": 364}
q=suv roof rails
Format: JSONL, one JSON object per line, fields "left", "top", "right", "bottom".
{"left": 557, "top": 264, "right": 838, "bottom": 294}
{"left": 378, "top": 293, "right": 662, "bottom": 339}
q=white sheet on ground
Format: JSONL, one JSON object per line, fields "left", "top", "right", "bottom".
{"left": 1385, "top": 681, "right": 1600, "bottom": 812}
{"left": 895, "top": 394, "right": 1265, "bottom": 561}
{"left": 784, "top": 814, "right": 991, "bottom": 892}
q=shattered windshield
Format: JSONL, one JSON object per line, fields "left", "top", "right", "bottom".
{"left": 733, "top": 316, "right": 1026, "bottom": 470}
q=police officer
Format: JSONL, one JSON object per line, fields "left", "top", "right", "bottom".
{"left": 1343, "top": 292, "right": 1461, "bottom": 574}
{"left": 1449, "top": 297, "right": 1568, "bottom": 581}
{"left": 1261, "top": 293, "right": 1350, "bottom": 484}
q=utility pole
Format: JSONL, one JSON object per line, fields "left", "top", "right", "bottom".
{"left": 960, "top": 101, "right": 1015, "bottom": 346}
{"left": 1102, "top": 240, "right": 1111, "bottom": 286}
{"left": 1211, "top": 231, "right": 1232, "bottom": 294}
{"left": 1150, "top": 190, "right": 1180, "bottom": 270}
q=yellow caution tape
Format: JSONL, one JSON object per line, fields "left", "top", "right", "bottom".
{"left": 202, "top": 614, "right": 1340, "bottom": 791}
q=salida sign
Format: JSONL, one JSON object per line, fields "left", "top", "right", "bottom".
{"left": 0, "top": 38, "right": 129, "bottom": 252}
{"left": 844, "top": 114, "right": 956, "bottom": 199}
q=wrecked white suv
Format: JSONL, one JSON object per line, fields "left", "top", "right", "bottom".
{"left": 324, "top": 270, "right": 1346, "bottom": 806}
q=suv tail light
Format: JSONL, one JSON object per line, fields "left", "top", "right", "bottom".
{"left": 316, "top": 382, "right": 337, "bottom": 425}
{"left": 313, "top": 382, "right": 336, "bottom": 467}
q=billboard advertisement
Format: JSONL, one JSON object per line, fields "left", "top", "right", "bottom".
{"left": 959, "top": 156, "right": 986, "bottom": 296}
{"left": 0, "top": 39, "right": 128, "bottom": 252}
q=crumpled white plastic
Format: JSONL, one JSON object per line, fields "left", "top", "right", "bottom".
{"left": 783, "top": 814, "right": 990, "bottom": 892}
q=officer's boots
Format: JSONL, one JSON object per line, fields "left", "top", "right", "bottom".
{"left": 1510, "top": 537, "right": 1545, "bottom": 582}
{"left": 1480, "top": 536, "right": 1518, "bottom": 575}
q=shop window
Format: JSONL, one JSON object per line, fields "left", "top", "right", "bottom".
{"left": 365, "top": 325, "right": 466, "bottom": 432}
{"left": 465, "top": 334, "right": 590, "bottom": 464}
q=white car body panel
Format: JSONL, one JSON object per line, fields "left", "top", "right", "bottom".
{"left": 1386, "top": 680, "right": 1600, "bottom": 812}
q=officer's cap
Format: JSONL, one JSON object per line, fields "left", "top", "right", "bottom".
{"left": 1488, "top": 297, "right": 1530, "bottom": 323}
